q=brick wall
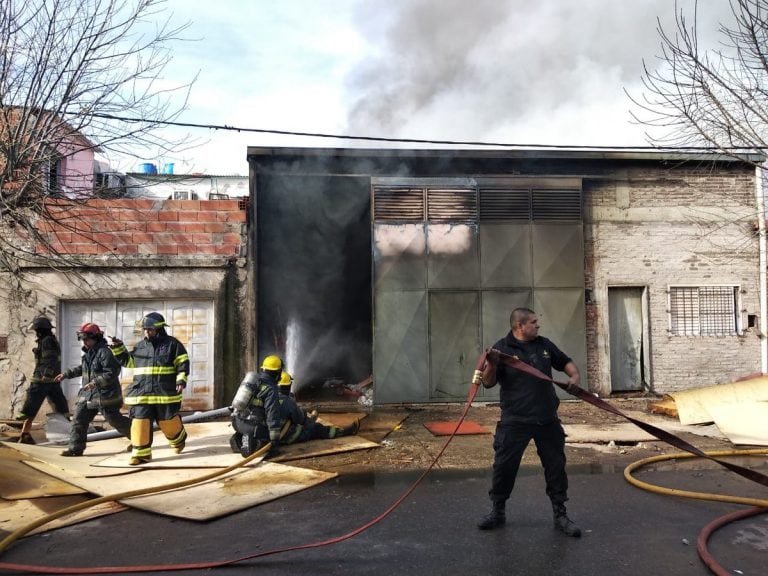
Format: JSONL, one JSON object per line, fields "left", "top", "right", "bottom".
{"left": 583, "top": 165, "right": 762, "bottom": 395}
{"left": 35, "top": 199, "right": 247, "bottom": 257}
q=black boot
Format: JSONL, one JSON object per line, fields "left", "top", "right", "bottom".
{"left": 477, "top": 500, "right": 506, "bottom": 530}
{"left": 339, "top": 420, "right": 360, "bottom": 437}
{"left": 553, "top": 503, "right": 581, "bottom": 537}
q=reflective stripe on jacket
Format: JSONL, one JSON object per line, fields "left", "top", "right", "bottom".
{"left": 112, "top": 331, "right": 189, "bottom": 406}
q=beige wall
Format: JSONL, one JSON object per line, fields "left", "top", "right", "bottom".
{"left": 0, "top": 264, "right": 250, "bottom": 421}
{"left": 584, "top": 167, "right": 762, "bottom": 396}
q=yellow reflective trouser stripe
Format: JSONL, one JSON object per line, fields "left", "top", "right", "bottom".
{"left": 124, "top": 393, "right": 183, "bottom": 405}
{"left": 134, "top": 366, "right": 176, "bottom": 376}
{"left": 131, "top": 419, "right": 152, "bottom": 457}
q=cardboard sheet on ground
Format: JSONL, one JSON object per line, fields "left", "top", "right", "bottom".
{"left": 562, "top": 423, "right": 656, "bottom": 443}
{"left": 423, "top": 421, "right": 490, "bottom": 436}
{"left": 0, "top": 495, "right": 126, "bottom": 537}
{"left": 707, "top": 401, "right": 768, "bottom": 445}
{"left": 670, "top": 376, "right": 768, "bottom": 425}
{"left": 24, "top": 458, "right": 336, "bottom": 521}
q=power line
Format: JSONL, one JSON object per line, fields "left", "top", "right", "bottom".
{"left": 88, "top": 112, "right": 764, "bottom": 152}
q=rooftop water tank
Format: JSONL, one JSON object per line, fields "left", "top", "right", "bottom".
{"left": 163, "top": 163, "right": 175, "bottom": 175}
{"left": 139, "top": 163, "right": 157, "bottom": 175}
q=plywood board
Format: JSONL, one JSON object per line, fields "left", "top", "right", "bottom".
{"left": 92, "top": 420, "right": 379, "bottom": 469}
{"left": 670, "top": 377, "right": 768, "bottom": 425}
{"left": 0, "top": 448, "right": 85, "bottom": 499}
{"left": 24, "top": 458, "right": 335, "bottom": 521}
{"left": 1, "top": 441, "right": 140, "bottom": 478}
{"left": 707, "top": 401, "right": 768, "bottom": 446}
{"left": 0, "top": 495, "right": 126, "bottom": 537}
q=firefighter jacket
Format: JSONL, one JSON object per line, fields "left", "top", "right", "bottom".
{"left": 111, "top": 330, "right": 189, "bottom": 406}
{"left": 278, "top": 393, "right": 310, "bottom": 444}
{"left": 63, "top": 337, "right": 124, "bottom": 409}
{"left": 235, "top": 371, "right": 282, "bottom": 442}
{"left": 31, "top": 331, "right": 61, "bottom": 384}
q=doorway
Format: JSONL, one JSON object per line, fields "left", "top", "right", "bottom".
{"left": 608, "top": 287, "right": 648, "bottom": 392}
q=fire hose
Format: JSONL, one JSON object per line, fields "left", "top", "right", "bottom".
{"left": 491, "top": 350, "right": 768, "bottom": 576}
{"left": 1, "top": 350, "right": 766, "bottom": 574}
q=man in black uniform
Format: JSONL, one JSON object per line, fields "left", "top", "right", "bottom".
{"left": 15, "top": 316, "right": 69, "bottom": 444}
{"left": 477, "top": 307, "right": 582, "bottom": 537}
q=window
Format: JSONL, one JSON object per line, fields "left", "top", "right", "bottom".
{"left": 669, "top": 286, "right": 740, "bottom": 336}
{"left": 173, "top": 190, "right": 199, "bottom": 200}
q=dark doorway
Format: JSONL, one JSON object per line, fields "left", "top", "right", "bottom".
{"left": 256, "top": 174, "right": 372, "bottom": 402}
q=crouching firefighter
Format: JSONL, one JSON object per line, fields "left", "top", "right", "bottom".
{"left": 277, "top": 371, "right": 359, "bottom": 443}
{"left": 229, "top": 355, "right": 284, "bottom": 458}
{"left": 110, "top": 312, "right": 190, "bottom": 465}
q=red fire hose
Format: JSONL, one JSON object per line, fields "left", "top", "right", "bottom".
{"left": 0, "top": 355, "right": 488, "bottom": 574}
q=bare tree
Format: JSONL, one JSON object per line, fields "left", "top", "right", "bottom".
{"left": 0, "top": 0, "right": 195, "bottom": 275}
{"left": 631, "top": 0, "right": 768, "bottom": 162}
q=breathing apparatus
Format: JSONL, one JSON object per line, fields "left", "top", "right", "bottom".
{"left": 231, "top": 371, "right": 259, "bottom": 413}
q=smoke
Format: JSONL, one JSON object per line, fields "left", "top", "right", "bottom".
{"left": 257, "top": 171, "right": 372, "bottom": 392}
{"left": 344, "top": 0, "right": 734, "bottom": 144}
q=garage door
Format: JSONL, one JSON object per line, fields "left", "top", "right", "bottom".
{"left": 60, "top": 300, "right": 214, "bottom": 411}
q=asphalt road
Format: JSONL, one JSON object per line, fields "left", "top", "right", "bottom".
{"left": 1, "top": 459, "right": 766, "bottom": 576}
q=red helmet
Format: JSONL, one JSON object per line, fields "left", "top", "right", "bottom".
{"left": 77, "top": 323, "right": 102, "bottom": 339}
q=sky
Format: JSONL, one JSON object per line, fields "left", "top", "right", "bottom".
{"left": 121, "top": 0, "right": 735, "bottom": 176}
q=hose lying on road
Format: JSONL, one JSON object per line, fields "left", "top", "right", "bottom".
{"left": 0, "top": 366, "right": 484, "bottom": 574}
{"left": 624, "top": 449, "right": 768, "bottom": 576}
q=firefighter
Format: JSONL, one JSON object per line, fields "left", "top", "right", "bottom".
{"left": 110, "top": 312, "right": 189, "bottom": 465}
{"left": 15, "top": 316, "right": 69, "bottom": 444}
{"left": 277, "top": 371, "right": 359, "bottom": 444}
{"left": 54, "top": 323, "right": 131, "bottom": 456}
{"left": 228, "top": 355, "right": 284, "bottom": 458}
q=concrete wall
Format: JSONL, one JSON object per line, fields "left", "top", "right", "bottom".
{"left": 583, "top": 167, "right": 762, "bottom": 396}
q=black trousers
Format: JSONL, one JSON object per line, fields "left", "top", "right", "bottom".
{"left": 488, "top": 419, "right": 569, "bottom": 507}
{"left": 69, "top": 401, "right": 131, "bottom": 453}
{"left": 19, "top": 381, "right": 69, "bottom": 419}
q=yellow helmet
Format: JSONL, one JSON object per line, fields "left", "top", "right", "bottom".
{"left": 260, "top": 355, "right": 283, "bottom": 372}
{"left": 279, "top": 371, "right": 293, "bottom": 385}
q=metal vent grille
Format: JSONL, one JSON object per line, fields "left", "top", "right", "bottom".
{"left": 427, "top": 188, "right": 477, "bottom": 221}
{"left": 373, "top": 187, "right": 425, "bottom": 221}
{"left": 479, "top": 189, "right": 531, "bottom": 220}
{"left": 532, "top": 189, "right": 582, "bottom": 221}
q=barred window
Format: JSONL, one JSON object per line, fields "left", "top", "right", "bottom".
{"left": 669, "top": 286, "right": 739, "bottom": 336}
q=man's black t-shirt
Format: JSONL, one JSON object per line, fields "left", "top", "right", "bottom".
{"left": 491, "top": 331, "right": 572, "bottom": 425}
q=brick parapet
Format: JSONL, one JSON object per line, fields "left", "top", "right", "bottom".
{"left": 35, "top": 199, "right": 246, "bottom": 259}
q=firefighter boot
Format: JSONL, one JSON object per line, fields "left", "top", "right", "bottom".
{"left": 553, "top": 503, "right": 581, "bottom": 537}
{"left": 477, "top": 500, "right": 506, "bottom": 530}
{"left": 339, "top": 419, "right": 360, "bottom": 437}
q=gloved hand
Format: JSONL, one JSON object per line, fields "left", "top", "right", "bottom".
{"left": 266, "top": 440, "right": 281, "bottom": 459}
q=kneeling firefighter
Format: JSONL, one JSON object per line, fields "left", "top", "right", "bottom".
{"left": 277, "top": 372, "right": 359, "bottom": 444}
{"left": 229, "top": 355, "right": 283, "bottom": 457}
